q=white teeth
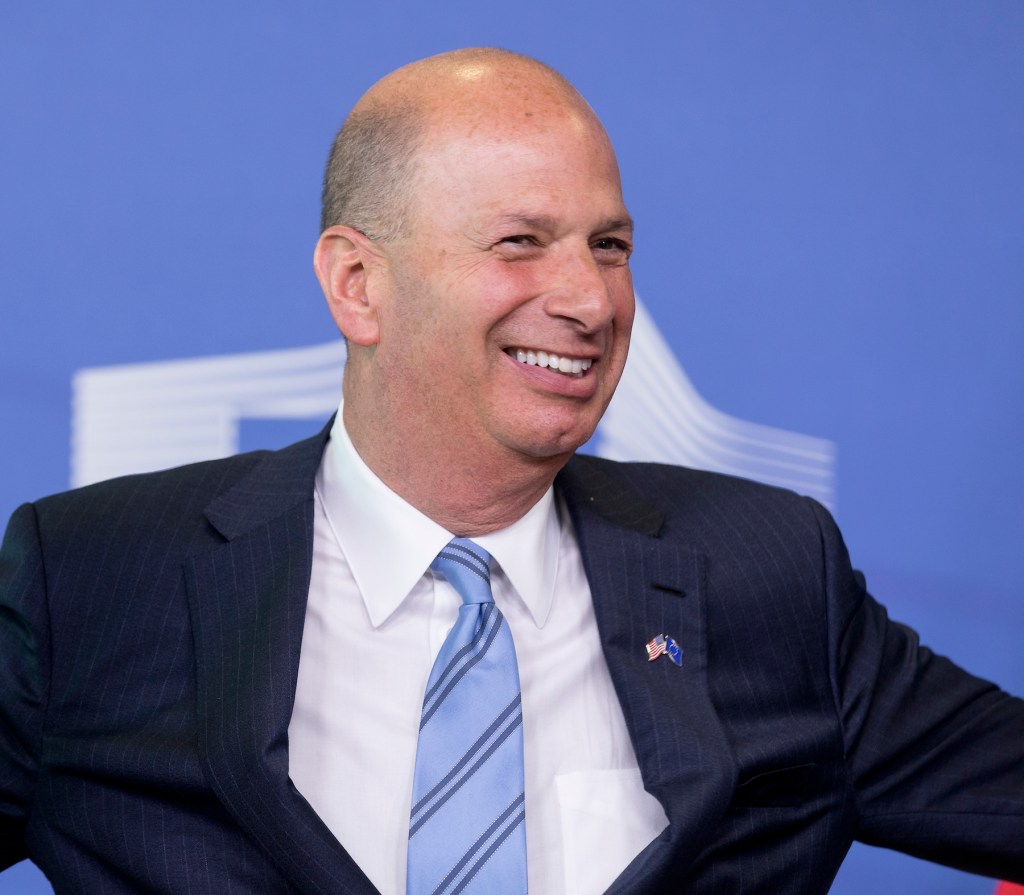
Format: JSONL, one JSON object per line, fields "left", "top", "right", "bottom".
{"left": 507, "top": 348, "right": 593, "bottom": 377}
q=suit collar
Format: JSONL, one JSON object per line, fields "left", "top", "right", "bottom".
{"left": 202, "top": 420, "right": 332, "bottom": 542}
{"left": 557, "top": 453, "right": 665, "bottom": 537}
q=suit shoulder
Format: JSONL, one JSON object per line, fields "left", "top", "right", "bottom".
{"left": 31, "top": 449, "right": 270, "bottom": 522}
{"left": 561, "top": 454, "right": 837, "bottom": 561}
{"left": 25, "top": 424, "right": 328, "bottom": 550}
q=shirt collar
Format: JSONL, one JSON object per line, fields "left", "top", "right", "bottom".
{"left": 317, "top": 408, "right": 559, "bottom": 629}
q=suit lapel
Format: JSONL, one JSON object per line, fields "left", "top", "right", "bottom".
{"left": 185, "top": 423, "right": 379, "bottom": 895}
{"left": 558, "top": 456, "right": 736, "bottom": 890}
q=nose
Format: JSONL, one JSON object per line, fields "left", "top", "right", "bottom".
{"left": 543, "top": 243, "right": 620, "bottom": 333}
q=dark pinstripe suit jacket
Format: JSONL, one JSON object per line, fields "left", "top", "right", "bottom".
{"left": 2, "top": 423, "right": 1023, "bottom": 893}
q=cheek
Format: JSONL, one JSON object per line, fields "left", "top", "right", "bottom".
{"left": 472, "top": 260, "right": 547, "bottom": 308}
{"left": 503, "top": 261, "right": 550, "bottom": 291}
{"left": 610, "top": 275, "right": 636, "bottom": 328}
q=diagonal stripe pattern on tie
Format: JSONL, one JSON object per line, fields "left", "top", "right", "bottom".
{"left": 407, "top": 539, "right": 528, "bottom": 895}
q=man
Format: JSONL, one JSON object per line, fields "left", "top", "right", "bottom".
{"left": 1, "top": 48, "right": 1023, "bottom": 894}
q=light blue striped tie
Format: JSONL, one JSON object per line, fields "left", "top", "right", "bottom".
{"left": 407, "top": 539, "right": 528, "bottom": 895}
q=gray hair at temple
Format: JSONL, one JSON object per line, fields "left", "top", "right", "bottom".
{"left": 318, "top": 100, "right": 424, "bottom": 241}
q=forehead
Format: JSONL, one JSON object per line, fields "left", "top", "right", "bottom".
{"left": 411, "top": 105, "right": 626, "bottom": 221}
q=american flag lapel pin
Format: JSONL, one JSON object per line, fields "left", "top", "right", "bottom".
{"left": 646, "top": 634, "right": 667, "bottom": 661}
{"left": 646, "top": 633, "right": 683, "bottom": 666}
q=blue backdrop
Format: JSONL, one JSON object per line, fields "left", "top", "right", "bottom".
{"left": 2, "top": 3, "right": 1022, "bottom": 892}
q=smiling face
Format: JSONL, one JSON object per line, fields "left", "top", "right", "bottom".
{"left": 367, "top": 102, "right": 634, "bottom": 470}
{"left": 319, "top": 52, "right": 636, "bottom": 526}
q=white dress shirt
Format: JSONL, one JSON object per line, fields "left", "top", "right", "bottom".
{"left": 288, "top": 412, "right": 668, "bottom": 894}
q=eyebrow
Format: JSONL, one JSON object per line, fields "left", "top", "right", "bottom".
{"left": 600, "top": 215, "right": 635, "bottom": 234}
{"left": 492, "top": 213, "right": 635, "bottom": 234}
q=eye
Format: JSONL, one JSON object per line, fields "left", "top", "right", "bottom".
{"left": 494, "top": 234, "right": 543, "bottom": 259}
{"left": 591, "top": 236, "right": 633, "bottom": 263}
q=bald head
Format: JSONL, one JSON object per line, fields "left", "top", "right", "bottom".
{"left": 319, "top": 48, "right": 606, "bottom": 240}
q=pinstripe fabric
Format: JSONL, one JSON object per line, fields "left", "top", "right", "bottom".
{"left": 2, "top": 426, "right": 1023, "bottom": 893}
{"left": 559, "top": 457, "right": 1024, "bottom": 892}
{"left": 1, "top": 429, "right": 376, "bottom": 894}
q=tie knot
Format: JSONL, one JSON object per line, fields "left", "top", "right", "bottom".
{"left": 431, "top": 538, "right": 493, "bottom": 605}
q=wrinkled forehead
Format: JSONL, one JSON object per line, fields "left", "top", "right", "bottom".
{"left": 403, "top": 107, "right": 628, "bottom": 241}
{"left": 413, "top": 80, "right": 620, "bottom": 184}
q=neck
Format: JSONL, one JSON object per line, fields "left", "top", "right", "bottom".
{"left": 342, "top": 403, "right": 567, "bottom": 537}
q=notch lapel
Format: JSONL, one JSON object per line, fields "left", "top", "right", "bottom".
{"left": 185, "top": 425, "right": 379, "bottom": 895}
{"left": 558, "top": 456, "right": 736, "bottom": 891}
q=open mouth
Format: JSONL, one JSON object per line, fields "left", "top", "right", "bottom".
{"left": 505, "top": 348, "right": 594, "bottom": 377}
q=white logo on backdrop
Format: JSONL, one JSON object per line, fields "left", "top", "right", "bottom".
{"left": 71, "top": 297, "right": 837, "bottom": 509}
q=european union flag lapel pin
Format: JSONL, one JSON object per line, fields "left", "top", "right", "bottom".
{"left": 646, "top": 634, "right": 682, "bottom": 666}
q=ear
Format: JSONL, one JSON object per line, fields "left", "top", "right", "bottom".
{"left": 313, "top": 226, "right": 384, "bottom": 346}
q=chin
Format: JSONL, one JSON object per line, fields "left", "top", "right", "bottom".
{"left": 504, "top": 424, "right": 595, "bottom": 462}
{"left": 490, "top": 401, "right": 603, "bottom": 462}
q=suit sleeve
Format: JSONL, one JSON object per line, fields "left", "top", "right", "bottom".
{"left": 811, "top": 500, "right": 1024, "bottom": 881}
{"left": 0, "top": 503, "right": 50, "bottom": 871}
